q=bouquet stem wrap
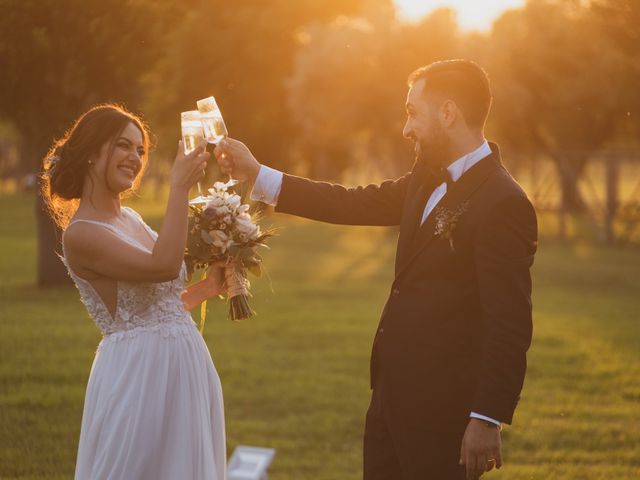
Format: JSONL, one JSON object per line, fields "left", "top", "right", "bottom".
{"left": 224, "top": 264, "right": 253, "bottom": 321}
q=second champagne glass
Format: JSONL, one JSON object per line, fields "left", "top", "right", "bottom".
{"left": 197, "top": 96, "right": 238, "bottom": 188}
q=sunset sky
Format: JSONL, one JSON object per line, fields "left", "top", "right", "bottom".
{"left": 394, "top": 0, "right": 526, "bottom": 31}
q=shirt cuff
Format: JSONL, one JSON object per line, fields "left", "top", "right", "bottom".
{"left": 250, "top": 164, "right": 283, "bottom": 206}
{"left": 470, "top": 412, "right": 501, "bottom": 427}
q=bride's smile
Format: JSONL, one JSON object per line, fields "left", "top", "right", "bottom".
{"left": 90, "top": 122, "right": 146, "bottom": 194}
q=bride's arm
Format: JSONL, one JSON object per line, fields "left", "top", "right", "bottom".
{"left": 64, "top": 142, "right": 209, "bottom": 283}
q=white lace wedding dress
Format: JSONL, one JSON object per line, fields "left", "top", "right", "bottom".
{"left": 61, "top": 207, "right": 226, "bottom": 480}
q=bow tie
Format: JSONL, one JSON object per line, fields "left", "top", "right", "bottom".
{"left": 426, "top": 166, "right": 453, "bottom": 189}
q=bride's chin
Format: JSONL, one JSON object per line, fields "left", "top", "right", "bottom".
{"left": 109, "top": 180, "right": 134, "bottom": 195}
{"left": 116, "top": 175, "right": 136, "bottom": 190}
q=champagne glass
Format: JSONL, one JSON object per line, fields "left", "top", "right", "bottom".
{"left": 197, "top": 96, "right": 238, "bottom": 189}
{"left": 181, "top": 110, "right": 209, "bottom": 204}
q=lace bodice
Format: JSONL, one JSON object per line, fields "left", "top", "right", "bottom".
{"left": 61, "top": 207, "right": 196, "bottom": 341}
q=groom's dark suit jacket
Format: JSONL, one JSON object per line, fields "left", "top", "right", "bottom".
{"left": 274, "top": 143, "right": 537, "bottom": 433}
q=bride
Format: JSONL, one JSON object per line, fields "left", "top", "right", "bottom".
{"left": 42, "top": 104, "right": 227, "bottom": 479}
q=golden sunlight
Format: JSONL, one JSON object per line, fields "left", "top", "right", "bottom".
{"left": 395, "top": 0, "right": 525, "bottom": 31}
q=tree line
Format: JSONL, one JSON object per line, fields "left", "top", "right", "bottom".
{"left": 0, "top": 0, "right": 638, "bottom": 284}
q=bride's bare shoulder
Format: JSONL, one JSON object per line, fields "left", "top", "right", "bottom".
{"left": 63, "top": 219, "right": 118, "bottom": 256}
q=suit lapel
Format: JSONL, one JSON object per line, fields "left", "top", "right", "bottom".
{"left": 394, "top": 161, "right": 429, "bottom": 272}
{"left": 395, "top": 144, "right": 503, "bottom": 279}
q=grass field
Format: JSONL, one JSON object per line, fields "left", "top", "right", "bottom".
{"left": 1, "top": 191, "right": 639, "bottom": 479}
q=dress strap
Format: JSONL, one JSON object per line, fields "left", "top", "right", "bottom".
{"left": 122, "top": 206, "right": 158, "bottom": 240}
{"left": 122, "top": 206, "right": 142, "bottom": 221}
{"left": 67, "top": 218, "right": 121, "bottom": 236}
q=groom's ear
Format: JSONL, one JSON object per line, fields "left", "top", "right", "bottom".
{"left": 439, "top": 99, "right": 459, "bottom": 128}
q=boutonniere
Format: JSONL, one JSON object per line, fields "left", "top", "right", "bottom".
{"left": 434, "top": 201, "right": 469, "bottom": 252}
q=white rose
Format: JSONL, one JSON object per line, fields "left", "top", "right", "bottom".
{"left": 206, "top": 195, "right": 225, "bottom": 208}
{"left": 217, "top": 205, "right": 231, "bottom": 217}
{"left": 209, "top": 230, "right": 233, "bottom": 253}
{"left": 226, "top": 194, "right": 242, "bottom": 211}
{"left": 235, "top": 216, "right": 259, "bottom": 240}
{"left": 209, "top": 230, "right": 230, "bottom": 248}
{"left": 235, "top": 216, "right": 255, "bottom": 234}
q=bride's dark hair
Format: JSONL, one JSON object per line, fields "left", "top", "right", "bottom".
{"left": 40, "top": 104, "right": 151, "bottom": 229}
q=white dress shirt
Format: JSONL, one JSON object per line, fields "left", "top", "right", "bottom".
{"left": 420, "top": 140, "right": 492, "bottom": 224}
{"left": 250, "top": 139, "right": 501, "bottom": 427}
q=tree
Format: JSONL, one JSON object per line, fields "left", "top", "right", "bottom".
{"left": 0, "top": 0, "right": 369, "bottom": 285}
{"left": 590, "top": 0, "right": 640, "bottom": 136}
{"left": 287, "top": 5, "right": 461, "bottom": 179}
{"left": 484, "top": 0, "right": 632, "bottom": 212}
{"left": 142, "top": 0, "right": 367, "bottom": 172}
{"left": 0, "top": 0, "right": 173, "bottom": 285}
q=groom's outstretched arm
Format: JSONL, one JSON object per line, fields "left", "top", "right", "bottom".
{"left": 216, "top": 138, "right": 410, "bottom": 226}
{"left": 273, "top": 171, "right": 409, "bottom": 226}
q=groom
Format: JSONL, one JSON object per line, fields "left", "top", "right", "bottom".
{"left": 216, "top": 59, "right": 537, "bottom": 480}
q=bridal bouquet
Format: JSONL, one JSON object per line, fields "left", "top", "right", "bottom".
{"left": 183, "top": 183, "right": 274, "bottom": 322}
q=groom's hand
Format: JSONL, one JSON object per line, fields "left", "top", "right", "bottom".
{"left": 214, "top": 138, "right": 261, "bottom": 184}
{"left": 459, "top": 418, "right": 502, "bottom": 480}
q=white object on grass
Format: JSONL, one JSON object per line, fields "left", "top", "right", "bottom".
{"left": 227, "top": 446, "right": 276, "bottom": 480}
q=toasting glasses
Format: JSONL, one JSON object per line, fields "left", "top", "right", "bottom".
{"left": 181, "top": 96, "right": 236, "bottom": 204}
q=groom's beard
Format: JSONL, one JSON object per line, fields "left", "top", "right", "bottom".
{"left": 416, "top": 127, "right": 451, "bottom": 170}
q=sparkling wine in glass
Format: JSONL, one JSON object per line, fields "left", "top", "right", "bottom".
{"left": 181, "top": 110, "right": 208, "bottom": 204}
{"left": 196, "top": 96, "right": 238, "bottom": 188}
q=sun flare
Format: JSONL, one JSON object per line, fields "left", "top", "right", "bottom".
{"left": 394, "top": 0, "right": 525, "bottom": 31}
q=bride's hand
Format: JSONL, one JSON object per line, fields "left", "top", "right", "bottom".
{"left": 170, "top": 140, "right": 210, "bottom": 193}
{"left": 181, "top": 261, "right": 228, "bottom": 311}
{"left": 206, "top": 261, "right": 228, "bottom": 296}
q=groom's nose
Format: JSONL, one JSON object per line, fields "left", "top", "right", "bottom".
{"left": 403, "top": 123, "right": 415, "bottom": 141}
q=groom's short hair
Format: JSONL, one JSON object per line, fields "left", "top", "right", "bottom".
{"left": 408, "top": 59, "right": 492, "bottom": 129}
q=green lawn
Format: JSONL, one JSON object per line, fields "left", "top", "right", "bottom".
{"left": 1, "top": 192, "right": 639, "bottom": 479}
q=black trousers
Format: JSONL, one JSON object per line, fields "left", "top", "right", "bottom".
{"left": 363, "top": 386, "right": 466, "bottom": 480}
